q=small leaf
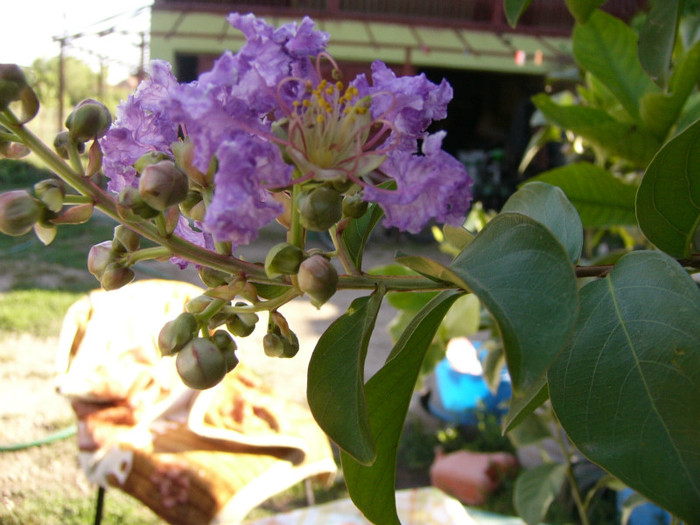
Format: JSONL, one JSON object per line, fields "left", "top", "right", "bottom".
{"left": 573, "top": 10, "right": 660, "bottom": 121}
{"left": 341, "top": 188, "right": 386, "bottom": 270}
{"left": 50, "top": 203, "right": 94, "bottom": 225}
{"left": 501, "top": 181, "right": 583, "bottom": 263}
{"left": 514, "top": 462, "right": 568, "bottom": 525}
{"left": 636, "top": 118, "right": 700, "bottom": 258}
{"left": 548, "top": 251, "right": 700, "bottom": 522}
{"left": 442, "top": 224, "right": 473, "bottom": 252}
{"left": 528, "top": 162, "right": 637, "bottom": 228}
{"left": 342, "top": 291, "right": 461, "bottom": 525}
{"left": 33, "top": 222, "right": 57, "bottom": 246}
{"left": 638, "top": 0, "right": 681, "bottom": 89}
{"left": 307, "top": 288, "right": 384, "bottom": 465}
{"left": 533, "top": 94, "right": 661, "bottom": 167}
{"left": 504, "top": 0, "right": 533, "bottom": 27}
{"left": 564, "top": 0, "right": 606, "bottom": 24}
{"left": 502, "top": 377, "right": 548, "bottom": 433}
{"left": 86, "top": 140, "right": 103, "bottom": 177}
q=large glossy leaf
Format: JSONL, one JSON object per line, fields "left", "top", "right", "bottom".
{"left": 501, "top": 181, "right": 583, "bottom": 263}
{"left": 307, "top": 288, "right": 384, "bottom": 464}
{"left": 514, "top": 462, "right": 568, "bottom": 525}
{"left": 564, "top": 0, "right": 606, "bottom": 24}
{"left": 548, "top": 251, "right": 700, "bottom": 522}
{"left": 638, "top": 0, "right": 681, "bottom": 89}
{"left": 399, "top": 213, "right": 578, "bottom": 418}
{"left": 528, "top": 162, "right": 637, "bottom": 228}
{"left": 636, "top": 118, "right": 700, "bottom": 258}
{"left": 504, "top": 0, "right": 533, "bottom": 27}
{"left": 532, "top": 94, "right": 660, "bottom": 167}
{"left": 573, "top": 10, "right": 659, "bottom": 122}
{"left": 641, "top": 39, "right": 700, "bottom": 140}
{"left": 342, "top": 291, "right": 461, "bottom": 525}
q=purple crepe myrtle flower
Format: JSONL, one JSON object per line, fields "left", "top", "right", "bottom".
{"left": 170, "top": 216, "right": 215, "bottom": 269}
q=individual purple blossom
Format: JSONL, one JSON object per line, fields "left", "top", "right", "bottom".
{"left": 203, "top": 132, "right": 292, "bottom": 248}
{"left": 170, "top": 216, "right": 215, "bottom": 269}
{"left": 363, "top": 131, "right": 473, "bottom": 233}
{"left": 100, "top": 61, "right": 179, "bottom": 193}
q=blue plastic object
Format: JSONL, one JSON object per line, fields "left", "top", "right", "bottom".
{"left": 428, "top": 343, "right": 512, "bottom": 426}
{"left": 617, "top": 489, "right": 670, "bottom": 525}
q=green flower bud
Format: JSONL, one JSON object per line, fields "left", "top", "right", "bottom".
{"left": 263, "top": 333, "right": 285, "bottom": 358}
{"left": 113, "top": 225, "right": 140, "bottom": 253}
{"left": 226, "top": 310, "right": 259, "bottom": 338}
{"left": 342, "top": 193, "right": 368, "bottom": 219}
{"left": 185, "top": 295, "right": 215, "bottom": 314}
{"left": 53, "top": 131, "right": 85, "bottom": 159}
{"left": 296, "top": 186, "right": 342, "bottom": 231}
{"left": 138, "top": 160, "right": 189, "bottom": 211}
{"left": 118, "top": 187, "right": 160, "bottom": 219}
{"left": 0, "top": 190, "right": 41, "bottom": 236}
{"left": 34, "top": 179, "right": 65, "bottom": 213}
{"left": 208, "top": 310, "right": 234, "bottom": 331}
{"left": 297, "top": 254, "right": 338, "bottom": 308}
{"left": 212, "top": 330, "right": 238, "bottom": 372}
{"left": 87, "top": 240, "right": 114, "bottom": 279}
{"left": 198, "top": 266, "right": 229, "bottom": 288}
{"left": 281, "top": 330, "right": 300, "bottom": 358}
{"left": 171, "top": 140, "right": 210, "bottom": 186}
{"left": 100, "top": 262, "right": 135, "bottom": 291}
{"left": 65, "top": 99, "right": 112, "bottom": 142}
{"left": 158, "top": 312, "right": 198, "bottom": 356}
{"left": 0, "top": 64, "right": 27, "bottom": 109}
{"left": 134, "top": 151, "right": 172, "bottom": 173}
{"left": 264, "top": 242, "right": 304, "bottom": 278}
{"left": 179, "top": 191, "right": 206, "bottom": 221}
{"left": 176, "top": 338, "right": 226, "bottom": 389}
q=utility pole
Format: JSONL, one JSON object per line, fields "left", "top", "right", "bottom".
{"left": 56, "top": 36, "right": 67, "bottom": 133}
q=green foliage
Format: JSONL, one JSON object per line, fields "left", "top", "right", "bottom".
{"left": 638, "top": 0, "right": 683, "bottom": 88}
{"left": 0, "top": 289, "right": 83, "bottom": 337}
{"left": 514, "top": 463, "right": 568, "bottom": 525}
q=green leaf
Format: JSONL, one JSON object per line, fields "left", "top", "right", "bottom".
{"left": 528, "top": 162, "right": 637, "bottom": 228}
{"left": 504, "top": 0, "right": 533, "bottom": 27}
{"left": 514, "top": 462, "right": 568, "bottom": 525}
{"left": 441, "top": 293, "right": 481, "bottom": 340}
{"left": 532, "top": 94, "right": 661, "bottom": 167}
{"left": 638, "top": 0, "right": 681, "bottom": 89}
{"left": 307, "top": 288, "right": 385, "bottom": 464}
{"left": 641, "top": 38, "right": 700, "bottom": 139}
{"left": 399, "top": 213, "right": 578, "bottom": 400}
{"left": 564, "top": 0, "right": 606, "bottom": 24}
{"left": 636, "top": 118, "right": 700, "bottom": 258}
{"left": 341, "top": 201, "right": 384, "bottom": 270}
{"left": 342, "top": 291, "right": 461, "bottom": 525}
{"left": 548, "top": 251, "right": 700, "bottom": 522}
{"left": 369, "top": 264, "right": 436, "bottom": 312}
{"left": 501, "top": 181, "right": 583, "bottom": 263}
{"left": 573, "top": 10, "right": 660, "bottom": 122}
{"left": 502, "top": 377, "right": 548, "bottom": 433}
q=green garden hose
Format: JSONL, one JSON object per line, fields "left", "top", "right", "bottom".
{"left": 0, "top": 424, "right": 77, "bottom": 452}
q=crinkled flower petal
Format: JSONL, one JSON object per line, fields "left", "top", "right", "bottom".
{"left": 170, "top": 216, "right": 215, "bottom": 269}
{"left": 203, "top": 133, "right": 292, "bottom": 248}
{"left": 364, "top": 131, "right": 472, "bottom": 233}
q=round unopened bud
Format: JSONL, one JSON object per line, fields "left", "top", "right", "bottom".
{"left": 342, "top": 193, "right": 368, "bottom": 219}
{"left": 171, "top": 140, "right": 210, "bottom": 186}
{"left": 264, "top": 242, "right": 304, "bottom": 278}
{"left": 0, "top": 64, "right": 27, "bottom": 109}
{"left": 176, "top": 338, "right": 227, "bottom": 389}
{"left": 65, "top": 99, "right": 112, "bottom": 142}
{"left": 0, "top": 190, "right": 41, "bottom": 236}
{"left": 87, "top": 241, "right": 115, "bottom": 279}
{"left": 226, "top": 310, "right": 259, "bottom": 338}
{"left": 263, "top": 333, "right": 285, "bottom": 358}
{"left": 179, "top": 191, "right": 205, "bottom": 221}
{"left": 139, "top": 160, "right": 189, "bottom": 211}
{"left": 53, "top": 131, "right": 85, "bottom": 159}
{"left": 296, "top": 186, "right": 342, "bottom": 231}
{"left": 34, "top": 179, "right": 65, "bottom": 213}
{"left": 185, "top": 295, "right": 215, "bottom": 314}
{"left": 118, "top": 187, "right": 160, "bottom": 219}
{"left": 113, "top": 225, "right": 140, "bottom": 253}
{"left": 100, "top": 262, "right": 135, "bottom": 291}
{"left": 297, "top": 254, "right": 338, "bottom": 308}
{"left": 212, "top": 330, "right": 238, "bottom": 372}
{"left": 158, "top": 312, "right": 198, "bottom": 356}
{"left": 134, "top": 151, "right": 172, "bottom": 173}
{"left": 281, "top": 330, "right": 300, "bottom": 358}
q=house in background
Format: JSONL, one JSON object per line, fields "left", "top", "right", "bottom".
{"left": 149, "top": 0, "right": 645, "bottom": 208}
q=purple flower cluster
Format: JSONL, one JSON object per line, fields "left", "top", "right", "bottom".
{"left": 100, "top": 12, "right": 472, "bottom": 257}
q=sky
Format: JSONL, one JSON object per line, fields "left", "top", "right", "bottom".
{"left": 1, "top": 0, "right": 153, "bottom": 83}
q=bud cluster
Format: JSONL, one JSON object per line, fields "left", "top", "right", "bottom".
{"left": 87, "top": 225, "right": 143, "bottom": 291}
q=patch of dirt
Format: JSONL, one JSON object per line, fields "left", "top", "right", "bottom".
{"left": 0, "top": 334, "right": 90, "bottom": 511}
